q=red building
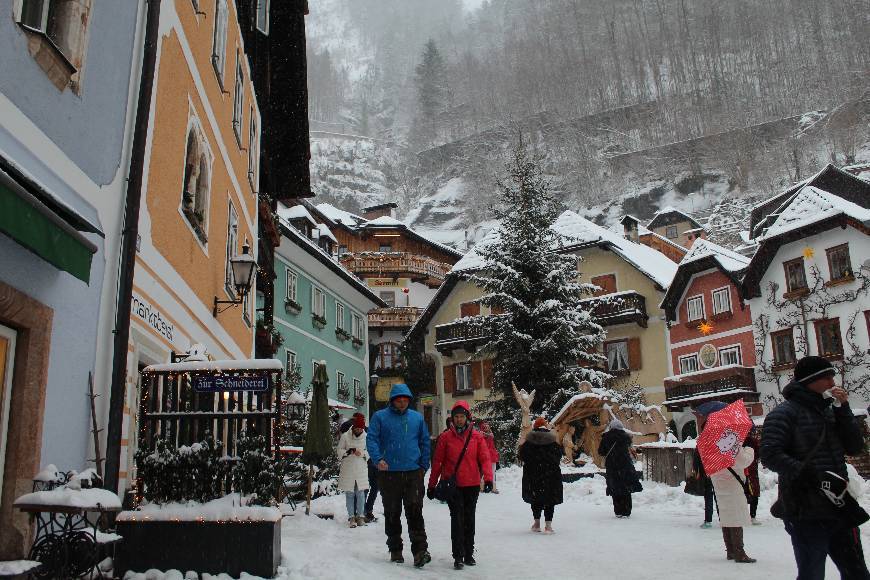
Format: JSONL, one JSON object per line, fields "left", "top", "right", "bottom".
{"left": 660, "top": 239, "right": 760, "bottom": 437}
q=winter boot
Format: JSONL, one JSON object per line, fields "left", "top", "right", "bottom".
{"left": 722, "top": 528, "right": 735, "bottom": 560}
{"left": 543, "top": 521, "right": 555, "bottom": 534}
{"left": 464, "top": 555, "right": 477, "bottom": 566}
{"left": 347, "top": 517, "right": 357, "bottom": 528}
{"left": 530, "top": 519, "right": 541, "bottom": 532}
{"left": 413, "top": 551, "right": 432, "bottom": 568}
{"left": 355, "top": 515, "right": 366, "bottom": 526}
{"left": 390, "top": 551, "right": 404, "bottom": 563}
{"left": 453, "top": 559, "right": 464, "bottom": 570}
{"left": 364, "top": 513, "right": 378, "bottom": 523}
{"left": 731, "top": 528, "right": 756, "bottom": 563}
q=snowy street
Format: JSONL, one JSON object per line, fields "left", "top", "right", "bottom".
{"left": 276, "top": 467, "right": 865, "bottom": 579}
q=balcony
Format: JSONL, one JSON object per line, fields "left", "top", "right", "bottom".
{"left": 663, "top": 365, "right": 758, "bottom": 410}
{"left": 434, "top": 319, "right": 491, "bottom": 355}
{"left": 368, "top": 307, "right": 423, "bottom": 329}
{"left": 579, "top": 291, "right": 648, "bottom": 328}
{"left": 340, "top": 252, "right": 451, "bottom": 286}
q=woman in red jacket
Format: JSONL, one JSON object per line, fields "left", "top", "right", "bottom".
{"left": 427, "top": 401, "right": 493, "bottom": 570}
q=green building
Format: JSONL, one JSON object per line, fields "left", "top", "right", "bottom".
{"left": 268, "top": 204, "right": 384, "bottom": 416}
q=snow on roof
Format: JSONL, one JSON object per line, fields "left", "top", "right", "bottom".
{"left": 143, "top": 359, "right": 284, "bottom": 373}
{"left": 118, "top": 494, "right": 281, "bottom": 523}
{"left": 315, "top": 203, "right": 366, "bottom": 227}
{"left": 647, "top": 206, "right": 702, "bottom": 229}
{"left": 553, "top": 211, "right": 677, "bottom": 287}
{"left": 761, "top": 185, "right": 870, "bottom": 240}
{"left": 680, "top": 238, "right": 750, "bottom": 273}
{"left": 363, "top": 215, "right": 405, "bottom": 227}
{"left": 450, "top": 226, "right": 501, "bottom": 273}
{"left": 278, "top": 204, "right": 318, "bottom": 226}
{"left": 551, "top": 391, "right": 608, "bottom": 424}
{"left": 316, "top": 223, "right": 338, "bottom": 244}
{"left": 664, "top": 388, "right": 756, "bottom": 405}
{"left": 15, "top": 487, "right": 122, "bottom": 510}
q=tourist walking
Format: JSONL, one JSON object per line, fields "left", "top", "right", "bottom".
{"left": 427, "top": 401, "right": 493, "bottom": 569}
{"left": 761, "top": 356, "right": 869, "bottom": 579}
{"left": 744, "top": 427, "right": 761, "bottom": 524}
{"left": 480, "top": 421, "right": 500, "bottom": 494}
{"left": 597, "top": 419, "right": 642, "bottom": 518}
{"left": 367, "top": 384, "right": 432, "bottom": 567}
{"left": 337, "top": 414, "right": 369, "bottom": 528}
{"left": 519, "top": 417, "right": 563, "bottom": 533}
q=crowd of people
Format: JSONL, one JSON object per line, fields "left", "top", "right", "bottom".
{"left": 330, "top": 355, "right": 868, "bottom": 579}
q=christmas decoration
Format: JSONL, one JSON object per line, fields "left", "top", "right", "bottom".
{"left": 802, "top": 246, "right": 815, "bottom": 259}
{"left": 698, "top": 320, "right": 714, "bottom": 335}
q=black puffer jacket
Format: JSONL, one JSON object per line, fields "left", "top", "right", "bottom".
{"left": 519, "top": 429, "right": 564, "bottom": 506}
{"left": 760, "top": 380, "right": 865, "bottom": 520}
{"left": 598, "top": 429, "right": 643, "bottom": 496}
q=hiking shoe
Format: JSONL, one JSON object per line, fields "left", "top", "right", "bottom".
{"left": 413, "top": 551, "right": 431, "bottom": 568}
{"left": 700, "top": 521, "right": 712, "bottom": 529}
{"left": 453, "top": 559, "right": 464, "bottom": 570}
{"left": 464, "top": 556, "right": 477, "bottom": 566}
{"left": 347, "top": 517, "right": 357, "bottom": 528}
{"left": 364, "top": 513, "right": 378, "bottom": 523}
{"left": 355, "top": 516, "right": 366, "bottom": 526}
{"left": 751, "top": 518, "right": 762, "bottom": 526}
{"left": 390, "top": 551, "right": 404, "bottom": 563}
{"left": 543, "top": 521, "right": 555, "bottom": 534}
{"left": 530, "top": 519, "right": 541, "bottom": 532}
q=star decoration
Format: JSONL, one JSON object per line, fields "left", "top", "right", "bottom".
{"left": 803, "top": 247, "right": 815, "bottom": 259}
{"left": 698, "top": 320, "right": 714, "bottom": 335}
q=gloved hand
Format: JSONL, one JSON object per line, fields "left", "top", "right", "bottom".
{"left": 819, "top": 471, "right": 848, "bottom": 506}
{"left": 483, "top": 482, "right": 493, "bottom": 493}
{"left": 796, "top": 468, "right": 820, "bottom": 489}
{"left": 495, "top": 462, "right": 501, "bottom": 471}
{"left": 426, "top": 487, "right": 435, "bottom": 500}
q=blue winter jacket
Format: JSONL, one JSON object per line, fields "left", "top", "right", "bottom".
{"left": 366, "top": 384, "right": 431, "bottom": 472}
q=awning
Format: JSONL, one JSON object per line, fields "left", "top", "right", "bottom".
{"left": 0, "top": 159, "right": 101, "bottom": 284}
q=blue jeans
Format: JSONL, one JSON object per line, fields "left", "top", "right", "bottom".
{"left": 784, "top": 519, "right": 870, "bottom": 579}
{"left": 345, "top": 483, "right": 366, "bottom": 518}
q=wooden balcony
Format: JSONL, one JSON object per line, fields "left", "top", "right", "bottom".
{"left": 368, "top": 307, "right": 423, "bottom": 329}
{"left": 579, "top": 290, "right": 648, "bottom": 327}
{"left": 434, "top": 319, "right": 491, "bottom": 354}
{"left": 340, "top": 252, "right": 451, "bottom": 286}
{"left": 663, "top": 365, "right": 758, "bottom": 410}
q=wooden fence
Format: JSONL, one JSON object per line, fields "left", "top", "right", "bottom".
{"left": 637, "top": 444, "right": 696, "bottom": 487}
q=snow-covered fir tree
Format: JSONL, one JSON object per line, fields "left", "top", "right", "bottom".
{"left": 465, "top": 143, "right": 608, "bottom": 459}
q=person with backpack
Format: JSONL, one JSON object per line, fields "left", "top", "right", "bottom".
{"left": 427, "top": 401, "right": 493, "bottom": 570}
{"left": 761, "top": 356, "right": 869, "bottom": 578}
{"left": 519, "top": 417, "right": 563, "bottom": 534}
{"left": 597, "top": 419, "right": 642, "bottom": 518}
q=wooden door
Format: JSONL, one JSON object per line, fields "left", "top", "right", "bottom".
{"left": 0, "top": 324, "right": 17, "bottom": 494}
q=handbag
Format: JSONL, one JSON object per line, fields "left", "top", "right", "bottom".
{"left": 683, "top": 471, "right": 706, "bottom": 497}
{"left": 433, "top": 427, "right": 473, "bottom": 502}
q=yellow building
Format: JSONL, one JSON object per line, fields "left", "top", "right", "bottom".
{"left": 409, "top": 211, "right": 677, "bottom": 433}
{"left": 122, "top": 0, "right": 261, "bottom": 493}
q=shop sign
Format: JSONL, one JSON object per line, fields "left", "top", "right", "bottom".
{"left": 192, "top": 373, "right": 270, "bottom": 393}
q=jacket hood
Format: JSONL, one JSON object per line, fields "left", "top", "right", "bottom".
{"left": 389, "top": 383, "right": 413, "bottom": 401}
{"left": 525, "top": 429, "right": 558, "bottom": 446}
{"left": 783, "top": 380, "right": 829, "bottom": 411}
{"left": 451, "top": 400, "right": 471, "bottom": 417}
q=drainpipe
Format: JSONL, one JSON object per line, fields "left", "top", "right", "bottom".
{"left": 105, "top": 0, "right": 162, "bottom": 495}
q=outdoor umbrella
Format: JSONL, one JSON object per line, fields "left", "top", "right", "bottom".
{"left": 301, "top": 361, "right": 333, "bottom": 514}
{"left": 696, "top": 399, "right": 753, "bottom": 475}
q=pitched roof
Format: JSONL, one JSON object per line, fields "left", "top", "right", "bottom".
{"left": 646, "top": 206, "right": 702, "bottom": 230}
{"left": 759, "top": 186, "right": 870, "bottom": 240}
{"left": 681, "top": 238, "right": 750, "bottom": 273}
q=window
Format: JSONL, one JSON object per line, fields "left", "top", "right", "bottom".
{"left": 242, "top": 290, "right": 251, "bottom": 326}
{"left": 336, "top": 302, "right": 346, "bottom": 331}
{"left": 591, "top": 274, "right": 617, "bottom": 296}
{"left": 719, "top": 345, "right": 742, "bottom": 366}
{"left": 605, "top": 340, "right": 629, "bottom": 372}
{"left": 352, "top": 313, "right": 364, "bottom": 341}
{"left": 378, "top": 244, "right": 392, "bottom": 253}
{"left": 826, "top": 244, "right": 853, "bottom": 282}
{"left": 666, "top": 225, "right": 678, "bottom": 239}
{"left": 712, "top": 287, "right": 731, "bottom": 315}
{"left": 255, "top": 0, "right": 270, "bottom": 33}
{"left": 181, "top": 124, "right": 211, "bottom": 242}
{"left": 212, "top": 0, "right": 228, "bottom": 85}
{"left": 232, "top": 55, "right": 244, "bottom": 144}
{"left": 353, "top": 378, "right": 362, "bottom": 398}
{"left": 456, "top": 364, "right": 473, "bottom": 392}
{"left": 224, "top": 202, "right": 239, "bottom": 293}
{"left": 772, "top": 329, "right": 796, "bottom": 367}
{"left": 285, "top": 349, "right": 297, "bottom": 374}
{"left": 286, "top": 269, "right": 298, "bottom": 303}
{"left": 337, "top": 370, "right": 345, "bottom": 389}
{"left": 686, "top": 295, "right": 705, "bottom": 321}
{"left": 18, "top": 0, "right": 87, "bottom": 70}
{"left": 247, "top": 107, "right": 258, "bottom": 188}
{"left": 815, "top": 319, "right": 844, "bottom": 359}
{"left": 312, "top": 287, "right": 325, "bottom": 317}
{"left": 380, "top": 291, "right": 396, "bottom": 308}
{"left": 679, "top": 354, "right": 699, "bottom": 374}
{"left": 376, "top": 343, "right": 401, "bottom": 370}
{"left": 338, "top": 245, "right": 348, "bottom": 258}
{"left": 784, "top": 258, "right": 808, "bottom": 294}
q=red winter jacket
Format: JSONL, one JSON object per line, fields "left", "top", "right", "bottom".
{"left": 429, "top": 424, "right": 493, "bottom": 489}
{"left": 482, "top": 432, "right": 500, "bottom": 463}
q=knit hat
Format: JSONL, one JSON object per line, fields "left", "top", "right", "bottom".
{"left": 794, "top": 356, "right": 836, "bottom": 385}
{"left": 451, "top": 400, "right": 471, "bottom": 417}
{"left": 607, "top": 419, "right": 625, "bottom": 432}
{"left": 353, "top": 414, "right": 366, "bottom": 429}
{"left": 533, "top": 417, "right": 549, "bottom": 430}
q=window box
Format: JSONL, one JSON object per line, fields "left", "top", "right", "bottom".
{"left": 335, "top": 328, "right": 351, "bottom": 341}
{"left": 783, "top": 287, "right": 810, "bottom": 301}
{"left": 453, "top": 388, "right": 474, "bottom": 397}
{"left": 284, "top": 299, "right": 302, "bottom": 314}
{"left": 336, "top": 382, "right": 351, "bottom": 402}
{"left": 824, "top": 275, "right": 855, "bottom": 288}
{"left": 684, "top": 318, "right": 707, "bottom": 330}
{"left": 351, "top": 337, "right": 364, "bottom": 349}
{"left": 312, "top": 314, "right": 327, "bottom": 328}
{"left": 815, "top": 318, "right": 844, "bottom": 361}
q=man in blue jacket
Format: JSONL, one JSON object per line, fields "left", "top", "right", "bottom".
{"left": 367, "top": 384, "right": 432, "bottom": 567}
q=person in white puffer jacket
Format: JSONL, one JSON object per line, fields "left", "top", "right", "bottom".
{"left": 338, "top": 414, "right": 370, "bottom": 527}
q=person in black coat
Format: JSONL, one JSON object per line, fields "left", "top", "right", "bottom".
{"left": 761, "top": 356, "right": 868, "bottom": 579}
{"left": 598, "top": 419, "right": 642, "bottom": 517}
{"left": 519, "top": 418, "right": 563, "bottom": 533}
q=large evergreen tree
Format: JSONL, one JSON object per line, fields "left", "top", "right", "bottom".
{"left": 411, "top": 39, "right": 449, "bottom": 148}
{"left": 465, "top": 143, "right": 607, "bottom": 459}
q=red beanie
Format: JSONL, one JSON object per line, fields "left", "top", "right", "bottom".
{"left": 533, "top": 417, "right": 549, "bottom": 430}
{"left": 353, "top": 414, "right": 366, "bottom": 429}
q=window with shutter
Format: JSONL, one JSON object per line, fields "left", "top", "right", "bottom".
{"left": 605, "top": 340, "right": 629, "bottom": 372}
{"left": 591, "top": 274, "right": 617, "bottom": 296}
{"left": 627, "top": 337, "right": 642, "bottom": 370}
{"left": 443, "top": 364, "right": 456, "bottom": 393}
{"left": 460, "top": 302, "right": 480, "bottom": 317}
{"left": 455, "top": 364, "right": 473, "bottom": 393}
{"left": 471, "top": 362, "right": 483, "bottom": 390}
{"left": 482, "top": 359, "right": 494, "bottom": 389}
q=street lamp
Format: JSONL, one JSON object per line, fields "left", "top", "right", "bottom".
{"left": 213, "top": 242, "right": 257, "bottom": 316}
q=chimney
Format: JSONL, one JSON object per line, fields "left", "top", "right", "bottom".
{"left": 621, "top": 215, "right": 640, "bottom": 243}
{"left": 362, "top": 202, "right": 398, "bottom": 221}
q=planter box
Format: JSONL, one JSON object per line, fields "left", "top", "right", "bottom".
{"left": 116, "top": 519, "right": 280, "bottom": 578}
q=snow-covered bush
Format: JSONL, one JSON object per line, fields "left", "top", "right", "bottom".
{"left": 232, "top": 432, "right": 277, "bottom": 506}
{"left": 135, "top": 435, "right": 230, "bottom": 504}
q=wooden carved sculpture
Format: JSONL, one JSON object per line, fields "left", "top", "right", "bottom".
{"left": 561, "top": 425, "right": 579, "bottom": 464}
{"left": 512, "top": 381, "right": 536, "bottom": 447}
